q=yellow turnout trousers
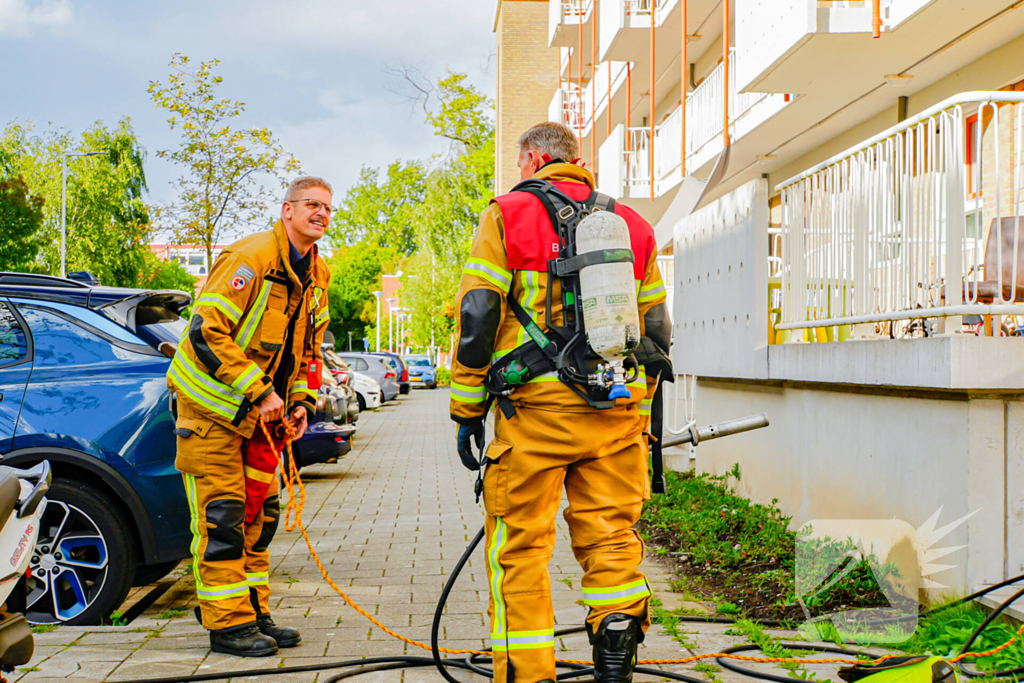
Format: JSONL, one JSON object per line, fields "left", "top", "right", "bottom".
{"left": 176, "top": 414, "right": 280, "bottom": 631}
{"left": 482, "top": 404, "right": 652, "bottom": 683}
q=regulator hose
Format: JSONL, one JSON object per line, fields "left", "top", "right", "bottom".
{"left": 109, "top": 524, "right": 1024, "bottom": 683}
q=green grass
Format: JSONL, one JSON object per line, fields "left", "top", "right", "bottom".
{"left": 897, "top": 600, "right": 1024, "bottom": 675}
{"left": 158, "top": 606, "right": 189, "bottom": 620}
{"left": 30, "top": 624, "right": 57, "bottom": 634}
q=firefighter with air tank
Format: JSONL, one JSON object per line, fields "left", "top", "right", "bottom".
{"left": 451, "top": 122, "right": 673, "bottom": 683}
{"left": 168, "top": 177, "right": 333, "bottom": 657}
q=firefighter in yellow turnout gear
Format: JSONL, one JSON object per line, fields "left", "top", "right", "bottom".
{"left": 451, "top": 123, "right": 672, "bottom": 683}
{"left": 169, "top": 177, "right": 333, "bottom": 657}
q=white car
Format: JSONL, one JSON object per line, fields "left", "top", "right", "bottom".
{"left": 352, "top": 372, "right": 382, "bottom": 412}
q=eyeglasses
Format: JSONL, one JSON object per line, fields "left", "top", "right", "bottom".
{"left": 286, "top": 199, "right": 335, "bottom": 216}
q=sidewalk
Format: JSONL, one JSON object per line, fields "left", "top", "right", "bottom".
{"left": 15, "top": 389, "right": 761, "bottom": 682}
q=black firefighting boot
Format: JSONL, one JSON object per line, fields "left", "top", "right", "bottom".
{"left": 209, "top": 622, "right": 278, "bottom": 657}
{"left": 251, "top": 588, "right": 302, "bottom": 648}
{"left": 591, "top": 613, "right": 643, "bottom": 682}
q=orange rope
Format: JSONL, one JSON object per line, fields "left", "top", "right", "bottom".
{"left": 261, "top": 419, "right": 1022, "bottom": 669}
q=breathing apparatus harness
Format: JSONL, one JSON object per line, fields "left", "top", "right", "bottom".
{"left": 481, "top": 179, "right": 674, "bottom": 492}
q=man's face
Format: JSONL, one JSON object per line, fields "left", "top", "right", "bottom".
{"left": 282, "top": 186, "right": 332, "bottom": 242}
{"left": 517, "top": 149, "right": 544, "bottom": 180}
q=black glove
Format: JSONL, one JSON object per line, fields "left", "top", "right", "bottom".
{"left": 456, "top": 421, "right": 485, "bottom": 471}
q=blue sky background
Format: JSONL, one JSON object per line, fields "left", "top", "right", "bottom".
{"left": 0, "top": 0, "right": 496, "bottom": 214}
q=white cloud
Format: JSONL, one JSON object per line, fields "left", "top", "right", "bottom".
{"left": 0, "top": 0, "right": 73, "bottom": 37}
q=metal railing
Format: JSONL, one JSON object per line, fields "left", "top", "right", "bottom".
{"left": 776, "top": 91, "right": 1024, "bottom": 332}
{"left": 624, "top": 50, "right": 773, "bottom": 193}
{"left": 554, "top": 86, "right": 586, "bottom": 130}
{"left": 687, "top": 49, "right": 771, "bottom": 155}
{"left": 625, "top": 0, "right": 665, "bottom": 15}
{"left": 561, "top": 0, "right": 594, "bottom": 19}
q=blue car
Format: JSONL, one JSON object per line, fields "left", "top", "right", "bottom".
{"left": 404, "top": 355, "right": 437, "bottom": 389}
{"left": 0, "top": 273, "right": 193, "bottom": 624}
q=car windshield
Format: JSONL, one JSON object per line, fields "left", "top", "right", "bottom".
{"left": 407, "top": 358, "right": 432, "bottom": 367}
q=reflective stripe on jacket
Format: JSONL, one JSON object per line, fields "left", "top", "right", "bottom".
{"left": 168, "top": 221, "right": 331, "bottom": 437}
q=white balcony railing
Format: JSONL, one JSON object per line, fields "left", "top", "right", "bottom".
{"left": 560, "top": 0, "right": 594, "bottom": 20}
{"left": 552, "top": 62, "right": 630, "bottom": 135}
{"left": 624, "top": 49, "right": 774, "bottom": 195}
{"left": 776, "top": 92, "right": 1024, "bottom": 333}
{"left": 625, "top": 0, "right": 666, "bottom": 15}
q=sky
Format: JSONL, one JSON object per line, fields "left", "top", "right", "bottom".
{"left": 0, "top": 0, "right": 497, "bottom": 217}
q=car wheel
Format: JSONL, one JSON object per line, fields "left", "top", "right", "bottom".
{"left": 357, "top": 394, "right": 366, "bottom": 412}
{"left": 26, "top": 479, "right": 137, "bottom": 625}
{"left": 379, "top": 391, "right": 385, "bottom": 404}
{"left": 132, "top": 560, "right": 181, "bottom": 587}
{"left": 429, "top": 382, "right": 437, "bottom": 390}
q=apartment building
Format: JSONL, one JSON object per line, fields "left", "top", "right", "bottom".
{"left": 150, "top": 243, "right": 225, "bottom": 292}
{"left": 496, "top": 0, "right": 1024, "bottom": 599}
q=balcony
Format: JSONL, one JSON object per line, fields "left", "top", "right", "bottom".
{"left": 735, "top": 0, "right": 998, "bottom": 95}
{"left": 550, "top": 0, "right": 595, "bottom": 49}
{"left": 549, "top": 61, "right": 631, "bottom": 137}
{"left": 601, "top": 49, "right": 789, "bottom": 200}
{"left": 773, "top": 91, "right": 1024, "bottom": 342}
{"left": 599, "top": 0, "right": 670, "bottom": 63}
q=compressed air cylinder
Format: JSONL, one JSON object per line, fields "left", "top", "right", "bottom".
{"left": 575, "top": 211, "right": 641, "bottom": 363}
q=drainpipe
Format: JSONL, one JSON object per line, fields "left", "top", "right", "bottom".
{"left": 627, "top": 61, "right": 632, "bottom": 156}
{"left": 592, "top": 0, "right": 597, "bottom": 171}
{"left": 650, "top": 0, "right": 656, "bottom": 200}
{"left": 872, "top": 0, "right": 882, "bottom": 38}
{"left": 578, "top": 0, "right": 584, "bottom": 158}
{"left": 722, "top": 0, "right": 730, "bottom": 147}
{"left": 681, "top": 0, "right": 687, "bottom": 177}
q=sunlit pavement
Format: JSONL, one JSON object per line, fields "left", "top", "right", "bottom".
{"left": 17, "top": 389, "right": 785, "bottom": 682}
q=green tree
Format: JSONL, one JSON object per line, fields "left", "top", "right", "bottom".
{"left": 400, "top": 71, "right": 495, "bottom": 355}
{"left": 149, "top": 54, "right": 300, "bottom": 267}
{"left": 0, "top": 175, "right": 44, "bottom": 272}
{"left": 0, "top": 119, "right": 153, "bottom": 286}
{"left": 329, "top": 161, "right": 426, "bottom": 255}
{"left": 137, "top": 249, "right": 198, "bottom": 296}
{"left": 326, "top": 242, "right": 399, "bottom": 346}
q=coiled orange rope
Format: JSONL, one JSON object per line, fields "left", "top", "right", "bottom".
{"left": 261, "top": 419, "right": 1022, "bottom": 669}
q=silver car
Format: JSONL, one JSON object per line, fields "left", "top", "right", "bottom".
{"left": 336, "top": 353, "right": 400, "bottom": 402}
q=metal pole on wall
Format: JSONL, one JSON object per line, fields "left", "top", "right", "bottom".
{"left": 578, "top": 0, "right": 584, "bottom": 158}
{"left": 591, "top": 0, "right": 597, "bottom": 172}
{"left": 681, "top": 0, "right": 687, "bottom": 177}
{"left": 723, "top": 0, "right": 731, "bottom": 147}
{"left": 649, "top": 1, "right": 656, "bottom": 200}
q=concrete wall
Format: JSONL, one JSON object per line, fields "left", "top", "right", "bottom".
{"left": 495, "top": 0, "right": 560, "bottom": 196}
{"left": 687, "top": 379, "right": 1024, "bottom": 593}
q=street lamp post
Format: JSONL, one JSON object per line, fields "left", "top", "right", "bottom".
{"left": 387, "top": 298, "right": 397, "bottom": 352}
{"left": 372, "top": 291, "right": 383, "bottom": 352}
{"left": 347, "top": 331, "right": 353, "bottom": 352}
{"left": 61, "top": 150, "right": 106, "bottom": 278}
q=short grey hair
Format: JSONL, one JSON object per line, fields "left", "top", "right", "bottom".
{"left": 517, "top": 122, "right": 579, "bottom": 161}
{"left": 285, "top": 176, "right": 333, "bottom": 201}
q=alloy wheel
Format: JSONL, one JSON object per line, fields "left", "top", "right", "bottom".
{"left": 26, "top": 500, "right": 109, "bottom": 623}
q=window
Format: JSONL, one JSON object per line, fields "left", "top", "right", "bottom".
{"left": 19, "top": 307, "right": 142, "bottom": 367}
{"left": 351, "top": 358, "right": 368, "bottom": 371}
{"left": 0, "top": 303, "right": 28, "bottom": 367}
{"left": 188, "top": 255, "right": 205, "bottom": 267}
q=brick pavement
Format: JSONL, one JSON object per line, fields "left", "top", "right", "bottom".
{"left": 15, "top": 389, "right": 766, "bottom": 682}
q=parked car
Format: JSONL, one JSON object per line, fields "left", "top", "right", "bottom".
{"left": 336, "top": 353, "right": 399, "bottom": 402}
{"left": 351, "top": 372, "right": 383, "bottom": 412}
{"left": 0, "top": 273, "right": 193, "bottom": 624}
{"left": 404, "top": 354, "right": 438, "bottom": 389}
{"left": 321, "top": 366, "right": 358, "bottom": 424}
{"left": 289, "top": 389, "right": 355, "bottom": 470}
{"left": 370, "top": 352, "right": 410, "bottom": 395}
{"left": 320, "top": 348, "right": 360, "bottom": 422}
